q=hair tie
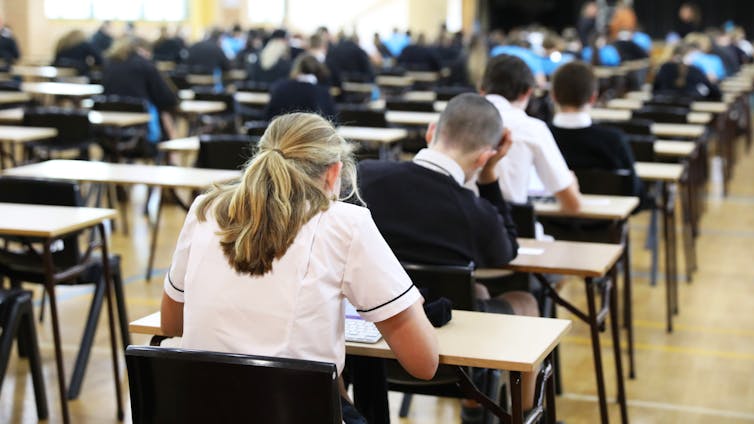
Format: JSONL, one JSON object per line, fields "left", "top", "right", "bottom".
{"left": 270, "top": 148, "right": 286, "bottom": 159}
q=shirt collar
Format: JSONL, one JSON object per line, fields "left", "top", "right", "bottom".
{"left": 552, "top": 111, "right": 593, "bottom": 129}
{"left": 485, "top": 93, "right": 528, "bottom": 112}
{"left": 296, "top": 74, "right": 318, "bottom": 84}
{"left": 412, "top": 148, "right": 465, "bottom": 186}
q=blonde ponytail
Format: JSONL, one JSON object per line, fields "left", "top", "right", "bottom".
{"left": 196, "top": 113, "right": 360, "bottom": 276}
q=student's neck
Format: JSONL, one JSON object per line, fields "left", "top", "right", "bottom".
{"left": 558, "top": 105, "right": 588, "bottom": 114}
{"left": 428, "top": 144, "right": 476, "bottom": 181}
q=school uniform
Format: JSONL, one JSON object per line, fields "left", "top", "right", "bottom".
{"left": 652, "top": 62, "right": 722, "bottom": 100}
{"left": 153, "top": 38, "right": 185, "bottom": 63}
{"left": 264, "top": 76, "right": 336, "bottom": 121}
{"left": 165, "top": 197, "right": 421, "bottom": 377}
{"left": 0, "top": 28, "right": 20, "bottom": 65}
{"left": 53, "top": 42, "right": 103, "bottom": 75}
{"left": 549, "top": 111, "right": 644, "bottom": 199}
{"left": 90, "top": 29, "right": 112, "bottom": 53}
{"left": 326, "top": 40, "right": 374, "bottom": 82}
{"left": 185, "top": 39, "right": 230, "bottom": 73}
{"left": 396, "top": 44, "right": 442, "bottom": 71}
{"left": 490, "top": 45, "right": 544, "bottom": 77}
{"left": 248, "top": 58, "right": 292, "bottom": 85}
{"left": 484, "top": 94, "right": 575, "bottom": 204}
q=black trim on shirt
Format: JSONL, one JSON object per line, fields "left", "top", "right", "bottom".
{"left": 357, "top": 284, "right": 415, "bottom": 313}
{"left": 167, "top": 271, "right": 184, "bottom": 293}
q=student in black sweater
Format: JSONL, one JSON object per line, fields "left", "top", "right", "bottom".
{"left": 653, "top": 44, "right": 722, "bottom": 101}
{"left": 359, "top": 93, "right": 540, "bottom": 422}
{"left": 549, "top": 61, "right": 644, "bottom": 200}
{"left": 264, "top": 54, "right": 336, "bottom": 121}
{"left": 185, "top": 29, "right": 230, "bottom": 74}
{"left": 53, "top": 30, "right": 103, "bottom": 76}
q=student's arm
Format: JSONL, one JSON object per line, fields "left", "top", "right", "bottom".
{"left": 555, "top": 181, "right": 581, "bottom": 213}
{"left": 161, "top": 291, "right": 184, "bottom": 337}
{"left": 374, "top": 300, "right": 439, "bottom": 380}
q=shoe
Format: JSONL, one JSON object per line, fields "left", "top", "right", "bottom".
{"left": 460, "top": 405, "right": 483, "bottom": 424}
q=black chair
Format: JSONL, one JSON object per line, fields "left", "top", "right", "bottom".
{"left": 243, "top": 120, "right": 269, "bottom": 137}
{"left": 91, "top": 95, "right": 153, "bottom": 160}
{"left": 632, "top": 105, "right": 690, "bottom": 124}
{"left": 22, "top": 107, "right": 93, "bottom": 161}
{"left": 646, "top": 94, "right": 694, "bottom": 109}
{"left": 600, "top": 118, "right": 653, "bottom": 136}
{"left": 0, "top": 176, "right": 130, "bottom": 399}
{"left": 126, "top": 346, "right": 342, "bottom": 424}
{"left": 192, "top": 89, "right": 239, "bottom": 134}
{"left": 626, "top": 134, "right": 657, "bottom": 162}
{"left": 385, "top": 99, "right": 435, "bottom": 112}
{"left": 0, "top": 289, "right": 48, "bottom": 420}
{"left": 233, "top": 80, "right": 271, "bottom": 93}
{"left": 434, "top": 86, "right": 475, "bottom": 101}
{"left": 510, "top": 202, "right": 536, "bottom": 239}
{"left": 195, "top": 134, "right": 258, "bottom": 170}
{"left": 385, "top": 263, "right": 484, "bottom": 417}
{"left": 337, "top": 104, "right": 388, "bottom": 127}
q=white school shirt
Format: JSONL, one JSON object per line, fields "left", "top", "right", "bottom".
{"left": 164, "top": 197, "right": 421, "bottom": 374}
{"left": 485, "top": 94, "right": 574, "bottom": 203}
{"left": 552, "top": 111, "right": 593, "bottom": 129}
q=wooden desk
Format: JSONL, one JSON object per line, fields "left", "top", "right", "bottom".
{"left": 0, "top": 125, "right": 57, "bottom": 168}
{"left": 590, "top": 107, "right": 712, "bottom": 125}
{"left": 635, "top": 161, "right": 684, "bottom": 182}
{"left": 498, "top": 239, "right": 628, "bottom": 424}
{"left": 606, "top": 98, "right": 729, "bottom": 114}
{"left": 11, "top": 65, "right": 77, "bottom": 79}
{"left": 235, "top": 91, "right": 270, "bottom": 105}
{"left": 21, "top": 82, "right": 103, "bottom": 97}
{"left": 342, "top": 82, "right": 375, "bottom": 93}
{"left": 4, "top": 160, "right": 240, "bottom": 280}
{"left": 0, "top": 91, "right": 31, "bottom": 104}
{"left": 654, "top": 140, "right": 696, "bottom": 158}
{"left": 130, "top": 310, "right": 571, "bottom": 424}
{"left": 0, "top": 108, "right": 151, "bottom": 128}
{"left": 0, "top": 203, "right": 123, "bottom": 424}
{"left": 376, "top": 75, "right": 413, "bottom": 87}
{"left": 405, "top": 71, "right": 439, "bottom": 82}
{"left": 651, "top": 123, "right": 706, "bottom": 138}
{"left": 178, "top": 100, "right": 226, "bottom": 114}
{"left": 533, "top": 194, "right": 638, "bottom": 221}
{"left": 385, "top": 110, "right": 439, "bottom": 126}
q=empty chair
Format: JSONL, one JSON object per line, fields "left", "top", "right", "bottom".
{"left": 0, "top": 176, "right": 130, "bottom": 400}
{"left": 22, "top": 107, "right": 93, "bottom": 161}
{"left": 195, "top": 134, "right": 258, "bottom": 170}
{"left": 434, "top": 86, "right": 475, "bottom": 101}
{"left": 126, "top": 346, "right": 342, "bottom": 424}
{"left": 91, "top": 95, "right": 152, "bottom": 160}
{"left": 0, "top": 289, "right": 48, "bottom": 421}
{"left": 233, "top": 80, "right": 271, "bottom": 93}
{"left": 385, "top": 99, "right": 435, "bottom": 112}
{"left": 646, "top": 94, "right": 694, "bottom": 109}
{"left": 626, "top": 134, "right": 657, "bottom": 162}
{"left": 632, "top": 105, "right": 690, "bottom": 124}
{"left": 243, "top": 120, "right": 268, "bottom": 137}
{"left": 337, "top": 104, "right": 388, "bottom": 127}
{"left": 192, "top": 88, "right": 239, "bottom": 133}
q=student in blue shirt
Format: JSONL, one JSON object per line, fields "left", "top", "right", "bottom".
{"left": 582, "top": 33, "right": 622, "bottom": 67}
{"left": 490, "top": 43, "right": 546, "bottom": 86}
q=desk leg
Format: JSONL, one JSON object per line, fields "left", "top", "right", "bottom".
{"left": 510, "top": 370, "right": 524, "bottom": 424}
{"left": 585, "top": 277, "right": 609, "bottom": 424}
{"left": 98, "top": 223, "right": 125, "bottom": 420}
{"left": 661, "top": 183, "right": 676, "bottom": 332}
{"left": 146, "top": 187, "right": 164, "bottom": 282}
{"left": 545, "top": 357, "right": 557, "bottom": 424}
{"left": 622, "top": 226, "right": 635, "bottom": 379}
{"left": 680, "top": 179, "right": 696, "bottom": 283}
{"left": 41, "top": 241, "right": 70, "bottom": 424}
{"left": 609, "top": 267, "right": 629, "bottom": 424}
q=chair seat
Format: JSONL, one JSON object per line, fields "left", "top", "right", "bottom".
{"left": 0, "top": 249, "right": 120, "bottom": 285}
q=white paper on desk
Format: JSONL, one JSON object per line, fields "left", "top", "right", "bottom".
{"left": 518, "top": 247, "right": 545, "bottom": 255}
{"left": 583, "top": 198, "right": 611, "bottom": 206}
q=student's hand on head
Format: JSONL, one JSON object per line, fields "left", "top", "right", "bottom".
{"left": 477, "top": 128, "right": 513, "bottom": 184}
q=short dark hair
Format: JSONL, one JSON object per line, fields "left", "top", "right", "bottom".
{"left": 551, "top": 61, "right": 597, "bottom": 108}
{"left": 436, "top": 93, "right": 503, "bottom": 153}
{"left": 480, "top": 54, "right": 535, "bottom": 101}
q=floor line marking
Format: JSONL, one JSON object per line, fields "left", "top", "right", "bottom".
{"left": 562, "top": 336, "right": 754, "bottom": 361}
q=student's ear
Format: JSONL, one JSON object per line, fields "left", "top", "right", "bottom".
{"left": 324, "top": 161, "right": 343, "bottom": 192}
{"left": 425, "top": 121, "right": 437, "bottom": 146}
{"left": 588, "top": 91, "right": 598, "bottom": 106}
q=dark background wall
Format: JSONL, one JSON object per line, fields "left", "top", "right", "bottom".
{"left": 486, "top": 0, "right": 754, "bottom": 38}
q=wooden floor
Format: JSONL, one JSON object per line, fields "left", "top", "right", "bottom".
{"left": 3, "top": 138, "right": 754, "bottom": 423}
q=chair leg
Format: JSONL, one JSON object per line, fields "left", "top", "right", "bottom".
{"left": 112, "top": 258, "right": 131, "bottom": 348}
{"left": 398, "top": 393, "right": 412, "bottom": 418}
{"left": 67, "top": 277, "right": 106, "bottom": 400}
{"left": 20, "top": 299, "right": 49, "bottom": 420}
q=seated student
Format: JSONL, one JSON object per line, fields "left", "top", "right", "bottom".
{"left": 185, "top": 28, "right": 230, "bottom": 74}
{"left": 0, "top": 20, "right": 20, "bottom": 67}
{"left": 160, "top": 112, "right": 439, "bottom": 424}
{"left": 359, "top": 93, "right": 541, "bottom": 422}
{"left": 683, "top": 33, "right": 726, "bottom": 82}
{"left": 549, "top": 61, "right": 644, "bottom": 200}
{"left": 264, "top": 54, "right": 337, "bottom": 121}
{"left": 582, "top": 33, "right": 622, "bottom": 67}
{"left": 153, "top": 26, "right": 186, "bottom": 63}
{"left": 102, "top": 37, "right": 178, "bottom": 154}
{"left": 653, "top": 44, "right": 722, "bottom": 101}
{"left": 396, "top": 34, "right": 442, "bottom": 71}
{"left": 479, "top": 54, "right": 582, "bottom": 213}
{"left": 490, "top": 40, "right": 547, "bottom": 88}
{"left": 53, "top": 30, "right": 103, "bottom": 76}
{"left": 90, "top": 21, "right": 113, "bottom": 54}
{"left": 248, "top": 32, "right": 292, "bottom": 85}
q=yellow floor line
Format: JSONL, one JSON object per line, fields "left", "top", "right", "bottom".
{"left": 563, "top": 336, "right": 754, "bottom": 361}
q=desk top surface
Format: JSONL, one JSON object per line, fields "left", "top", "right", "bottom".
{"left": 654, "top": 140, "right": 696, "bottom": 157}
{"left": 12, "top": 65, "right": 78, "bottom": 78}
{"left": 0, "top": 107, "right": 151, "bottom": 127}
{"left": 635, "top": 161, "right": 685, "bottom": 182}
{"left": 3, "top": 159, "right": 240, "bottom": 188}
{"left": 501, "top": 238, "right": 624, "bottom": 278}
{"left": 0, "top": 203, "right": 116, "bottom": 237}
{"left": 0, "top": 125, "right": 57, "bottom": 143}
{"left": 129, "top": 310, "right": 571, "bottom": 372}
{"left": 385, "top": 110, "right": 439, "bottom": 126}
{"left": 337, "top": 126, "right": 409, "bottom": 143}
{"left": 21, "top": 82, "right": 103, "bottom": 96}
{"left": 0, "top": 91, "right": 31, "bottom": 104}
{"left": 235, "top": 91, "right": 271, "bottom": 104}
{"left": 179, "top": 100, "right": 227, "bottom": 114}
{"left": 533, "top": 194, "right": 639, "bottom": 220}
{"left": 590, "top": 107, "right": 712, "bottom": 125}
